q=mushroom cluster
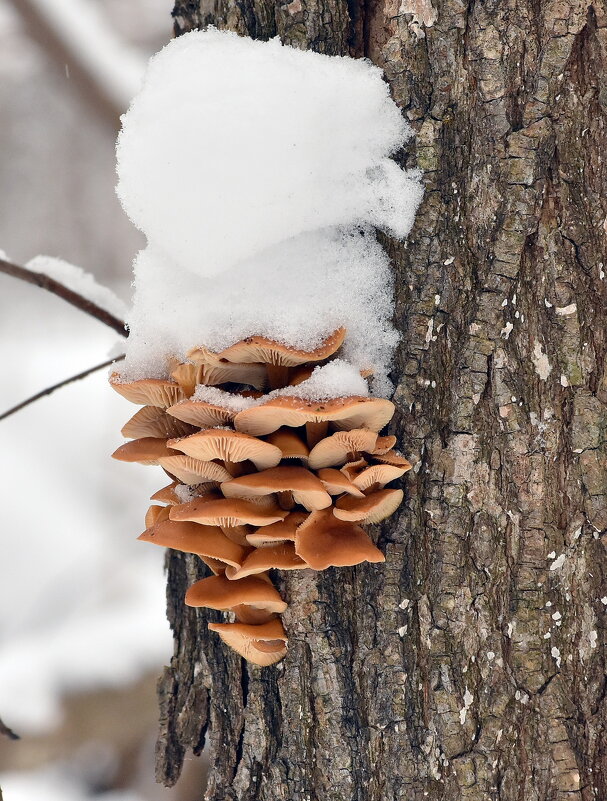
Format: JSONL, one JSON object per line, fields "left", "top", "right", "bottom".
{"left": 111, "top": 330, "right": 411, "bottom": 666}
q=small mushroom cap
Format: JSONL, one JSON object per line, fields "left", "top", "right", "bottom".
{"left": 246, "top": 511, "right": 308, "bottom": 546}
{"left": 217, "top": 328, "right": 346, "bottom": 367}
{"left": 371, "top": 435, "right": 397, "bottom": 455}
{"left": 333, "top": 488, "right": 404, "bottom": 524}
{"left": 150, "top": 482, "right": 182, "bottom": 505}
{"left": 317, "top": 468, "right": 365, "bottom": 498}
{"left": 221, "top": 466, "right": 332, "bottom": 511}
{"left": 166, "top": 399, "right": 236, "bottom": 428}
{"left": 295, "top": 508, "right": 384, "bottom": 570}
{"left": 340, "top": 458, "right": 369, "bottom": 481}
{"left": 138, "top": 519, "right": 246, "bottom": 568}
{"left": 352, "top": 464, "right": 408, "bottom": 491}
{"left": 144, "top": 504, "right": 171, "bottom": 528}
{"left": 183, "top": 349, "right": 268, "bottom": 390}
{"left": 234, "top": 396, "right": 394, "bottom": 436}
{"left": 109, "top": 375, "right": 185, "bottom": 408}
{"left": 207, "top": 619, "right": 287, "bottom": 665}
{"left": 121, "top": 406, "right": 195, "bottom": 439}
{"left": 168, "top": 429, "right": 281, "bottom": 471}
{"left": 227, "top": 543, "right": 308, "bottom": 579}
{"left": 265, "top": 428, "right": 310, "bottom": 462}
{"left": 169, "top": 362, "right": 202, "bottom": 397}
{"left": 372, "top": 450, "right": 412, "bottom": 469}
{"left": 111, "top": 437, "right": 176, "bottom": 465}
{"left": 185, "top": 574, "right": 287, "bottom": 612}
{"left": 158, "top": 454, "right": 233, "bottom": 485}
{"left": 170, "top": 497, "right": 287, "bottom": 527}
{"left": 308, "top": 429, "right": 378, "bottom": 470}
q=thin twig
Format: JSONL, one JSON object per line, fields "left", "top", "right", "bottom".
{"left": 0, "top": 716, "right": 19, "bottom": 741}
{"left": 0, "top": 355, "right": 125, "bottom": 422}
{"left": 0, "top": 258, "right": 128, "bottom": 337}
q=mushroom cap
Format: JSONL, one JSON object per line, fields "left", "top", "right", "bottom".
{"left": 234, "top": 396, "right": 394, "bottom": 436}
{"left": 170, "top": 497, "right": 287, "bottom": 527}
{"left": 227, "top": 543, "right": 308, "bottom": 579}
{"left": 333, "top": 488, "right": 404, "bottom": 524}
{"left": 217, "top": 328, "right": 346, "bottom": 367}
{"left": 265, "top": 428, "right": 310, "bottom": 462}
{"left": 138, "top": 519, "right": 246, "bottom": 567}
{"left": 109, "top": 375, "right": 185, "bottom": 408}
{"left": 246, "top": 511, "right": 308, "bottom": 546}
{"left": 207, "top": 619, "right": 288, "bottom": 665}
{"left": 351, "top": 464, "right": 408, "bottom": 491}
{"left": 221, "top": 466, "right": 332, "bottom": 511}
{"left": 144, "top": 504, "right": 171, "bottom": 528}
{"left": 121, "top": 406, "right": 195, "bottom": 439}
{"left": 168, "top": 429, "right": 281, "bottom": 471}
{"left": 371, "top": 435, "right": 397, "bottom": 455}
{"left": 308, "top": 429, "right": 378, "bottom": 470}
{"left": 150, "top": 482, "right": 182, "bottom": 505}
{"left": 185, "top": 574, "right": 287, "bottom": 613}
{"left": 183, "top": 349, "right": 268, "bottom": 390}
{"left": 340, "top": 458, "right": 369, "bottom": 481}
{"left": 317, "top": 468, "right": 365, "bottom": 498}
{"left": 111, "top": 437, "right": 176, "bottom": 465}
{"left": 166, "top": 399, "right": 236, "bottom": 428}
{"left": 158, "top": 454, "right": 233, "bottom": 485}
{"left": 295, "top": 508, "right": 384, "bottom": 570}
{"left": 372, "top": 450, "right": 412, "bottom": 469}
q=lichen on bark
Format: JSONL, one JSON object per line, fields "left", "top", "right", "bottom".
{"left": 158, "top": 2, "right": 607, "bottom": 799}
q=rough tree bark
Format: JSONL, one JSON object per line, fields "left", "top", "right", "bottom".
{"left": 157, "top": 2, "right": 607, "bottom": 799}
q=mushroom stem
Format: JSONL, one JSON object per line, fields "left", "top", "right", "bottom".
{"left": 305, "top": 421, "right": 328, "bottom": 448}
{"left": 277, "top": 491, "right": 295, "bottom": 511}
{"left": 224, "top": 460, "right": 246, "bottom": 477}
{"left": 267, "top": 364, "right": 290, "bottom": 389}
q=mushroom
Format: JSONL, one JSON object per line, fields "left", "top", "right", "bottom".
{"left": 371, "top": 450, "right": 412, "bottom": 469}
{"left": 206, "top": 618, "right": 288, "bottom": 666}
{"left": 111, "top": 437, "right": 177, "bottom": 465}
{"left": 185, "top": 573, "right": 287, "bottom": 614}
{"left": 166, "top": 399, "right": 236, "bottom": 428}
{"left": 308, "top": 429, "right": 378, "bottom": 470}
{"left": 169, "top": 497, "right": 287, "bottom": 546}
{"left": 167, "top": 429, "right": 282, "bottom": 472}
{"left": 233, "top": 396, "right": 395, "bottom": 440}
{"left": 144, "top": 504, "right": 171, "bottom": 528}
{"left": 121, "top": 406, "right": 195, "bottom": 439}
{"left": 185, "top": 345, "right": 268, "bottom": 390}
{"left": 351, "top": 464, "right": 408, "bottom": 492}
{"left": 246, "top": 511, "right": 308, "bottom": 547}
{"left": 265, "top": 428, "right": 310, "bottom": 463}
{"left": 109, "top": 374, "right": 185, "bottom": 408}
{"left": 150, "top": 482, "right": 182, "bottom": 504}
{"left": 340, "top": 458, "right": 369, "bottom": 482}
{"left": 371, "top": 435, "right": 397, "bottom": 455}
{"left": 333, "top": 489, "right": 404, "bottom": 524}
{"left": 295, "top": 508, "right": 384, "bottom": 570}
{"left": 138, "top": 519, "right": 247, "bottom": 570}
{"left": 317, "top": 468, "right": 365, "bottom": 498}
{"left": 226, "top": 543, "right": 308, "bottom": 579}
{"left": 158, "top": 455, "right": 233, "bottom": 485}
{"left": 221, "top": 466, "right": 332, "bottom": 511}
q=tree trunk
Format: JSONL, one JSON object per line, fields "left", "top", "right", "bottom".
{"left": 158, "top": 2, "right": 607, "bottom": 799}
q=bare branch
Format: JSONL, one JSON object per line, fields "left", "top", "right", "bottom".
{"left": 0, "top": 355, "right": 125, "bottom": 422}
{"left": 0, "top": 258, "right": 127, "bottom": 337}
{"left": 0, "top": 715, "right": 19, "bottom": 741}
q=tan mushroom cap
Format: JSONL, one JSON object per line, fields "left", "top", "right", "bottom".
{"left": 207, "top": 619, "right": 288, "bottom": 666}
{"left": 217, "top": 328, "right": 346, "bottom": 366}
{"left": 158, "top": 454, "right": 233, "bottom": 485}
{"left": 144, "top": 504, "right": 171, "bottom": 528}
{"left": 221, "top": 466, "right": 332, "bottom": 511}
{"left": 150, "top": 482, "right": 182, "bottom": 505}
{"left": 138, "top": 519, "right": 246, "bottom": 568}
{"left": 227, "top": 543, "right": 308, "bottom": 579}
{"left": 170, "top": 497, "right": 287, "bottom": 527}
{"left": 234, "top": 396, "right": 394, "bottom": 436}
{"left": 185, "top": 574, "right": 287, "bottom": 613}
{"left": 184, "top": 347, "right": 268, "bottom": 390}
{"left": 168, "top": 429, "right": 282, "bottom": 471}
{"left": 246, "top": 511, "right": 308, "bottom": 547}
{"left": 372, "top": 450, "right": 413, "bottom": 469}
{"left": 109, "top": 374, "right": 185, "bottom": 408}
{"left": 111, "top": 437, "right": 176, "bottom": 465}
{"left": 295, "top": 508, "right": 385, "bottom": 570}
{"left": 340, "top": 458, "right": 368, "bottom": 481}
{"left": 372, "top": 435, "right": 397, "bottom": 455}
{"left": 351, "top": 464, "right": 407, "bottom": 491}
{"left": 166, "top": 399, "right": 236, "bottom": 428}
{"left": 121, "top": 406, "right": 195, "bottom": 440}
{"left": 308, "top": 429, "right": 378, "bottom": 470}
{"left": 334, "top": 488, "right": 404, "bottom": 524}
{"left": 265, "top": 428, "right": 310, "bottom": 462}
{"left": 317, "top": 468, "right": 365, "bottom": 498}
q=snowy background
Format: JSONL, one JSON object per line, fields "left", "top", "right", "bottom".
{"left": 0, "top": 2, "right": 205, "bottom": 798}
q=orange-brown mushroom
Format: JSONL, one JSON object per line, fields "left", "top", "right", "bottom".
{"left": 144, "top": 504, "right": 171, "bottom": 528}
{"left": 371, "top": 450, "right": 413, "bottom": 469}
{"left": 207, "top": 618, "right": 288, "bottom": 665}
{"left": 221, "top": 466, "right": 332, "bottom": 511}
{"left": 150, "top": 482, "right": 182, "bottom": 505}
{"left": 109, "top": 375, "right": 185, "bottom": 408}
{"left": 246, "top": 511, "right": 308, "bottom": 547}
{"left": 371, "top": 435, "right": 397, "bottom": 455}
{"left": 138, "top": 519, "right": 247, "bottom": 569}
{"left": 168, "top": 429, "right": 282, "bottom": 471}
{"left": 308, "top": 429, "right": 378, "bottom": 470}
{"left": 265, "top": 428, "right": 310, "bottom": 463}
{"left": 227, "top": 543, "right": 308, "bottom": 579}
{"left": 295, "top": 508, "right": 384, "bottom": 570}
{"left": 185, "top": 346, "right": 268, "bottom": 390}
{"left": 166, "top": 399, "right": 236, "bottom": 428}
{"left": 111, "top": 437, "right": 177, "bottom": 465}
{"left": 158, "top": 455, "right": 233, "bottom": 485}
{"left": 170, "top": 497, "right": 287, "bottom": 528}
{"left": 333, "top": 489, "right": 404, "bottom": 524}
{"left": 317, "top": 468, "right": 365, "bottom": 498}
{"left": 351, "top": 464, "right": 408, "bottom": 491}
{"left": 185, "top": 573, "right": 286, "bottom": 613}
{"left": 121, "top": 406, "right": 195, "bottom": 439}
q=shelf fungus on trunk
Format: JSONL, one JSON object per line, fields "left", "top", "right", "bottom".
{"left": 110, "top": 330, "right": 411, "bottom": 666}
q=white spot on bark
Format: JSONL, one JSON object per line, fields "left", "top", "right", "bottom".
{"left": 399, "top": 598, "right": 410, "bottom": 609}
{"left": 399, "top": 0, "right": 438, "bottom": 38}
{"left": 532, "top": 340, "right": 551, "bottom": 380}
{"left": 443, "top": 256, "right": 454, "bottom": 265}
{"left": 555, "top": 303, "right": 577, "bottom": 316}
{"left": 560, "top": 374, "right": 569, "bottom": 387}
{"left": 552, "top": 611, "right": 562, "bottom": 621}
{"left": 459, "top": 687, "right": 473, "bottom": 724}
{"left": 501, "top": 322, "right": 514, "bottom": 339}
{"left": 550, "top": 554, "right": 566, "bottom": 571}
{"left": 544, "top": 298, "right": 553, "bottom": 307}
{"left": 551, "top": 646, "right": 561, "bottom": 667}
